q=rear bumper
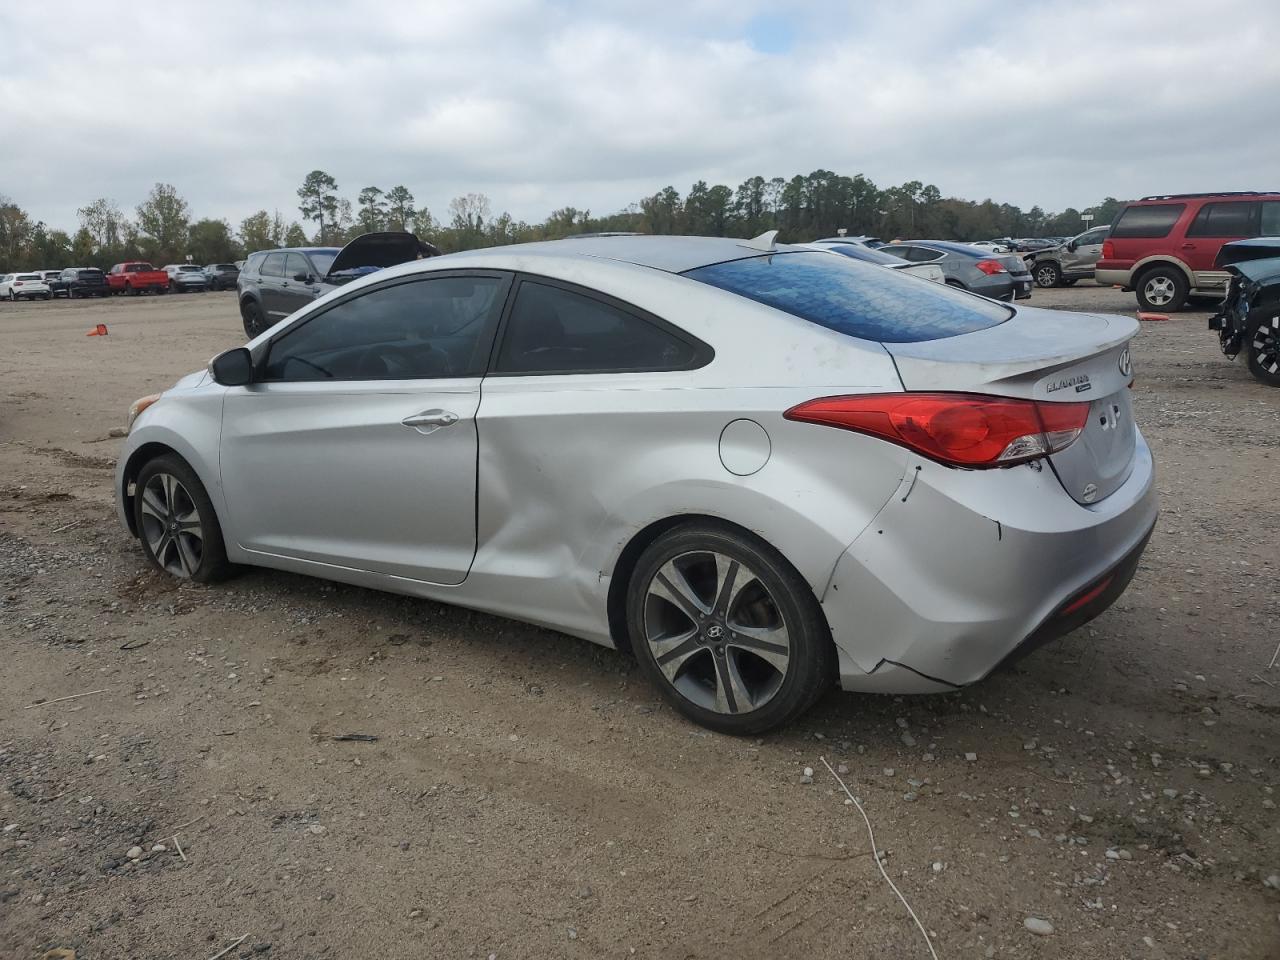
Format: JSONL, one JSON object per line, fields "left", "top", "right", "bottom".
{"left": 823, "top": 431, "right": 1158, "bottom": 692}
{"left": 1094, "top": 267, "right": 1131, "bottom": 287}
{"left": 970, "top": 276, "right": 1015, "bottom": 300}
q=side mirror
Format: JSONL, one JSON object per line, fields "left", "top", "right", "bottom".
{"left": 210, "top": 347, "right": 254, "bottom": 386}
{"left": 1066, "top": 240, "right": 1077, "bottom": 251}
{"left": 293, "top": 272, "right": 311, "bottom": 282}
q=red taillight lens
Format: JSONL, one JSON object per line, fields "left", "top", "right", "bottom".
{"left": 974, "top": 259, "right": 1006, "bottom": 275}
{"left": 14, "top": 281, "right": 23, "bottom": 286}
{"left": 784, "top": 393, "right": 1090, "bottom": 468}
{"left": 1101, "top": 239, "right": 1114, "bottom": 259}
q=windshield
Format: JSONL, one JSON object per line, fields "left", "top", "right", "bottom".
{"left": 307, "top": 252, "right": 337, "bottom": 276}
{"left": 125, "top": 263, "right": 154, "bottom": 272}
{"left": 683, "top": 251, "right": 1011, "bottom": 344}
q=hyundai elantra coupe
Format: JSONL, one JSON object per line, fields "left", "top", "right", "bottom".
{"left": 117, "top": 234, "right": 1157, "bottom": 733}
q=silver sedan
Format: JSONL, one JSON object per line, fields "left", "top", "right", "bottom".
{"left": 116, "top": 234, "right": 1157, "bottom": 733}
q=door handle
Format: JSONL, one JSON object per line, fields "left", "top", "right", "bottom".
{"left": 401, "top": 409, "right": 459, "bottom": 430}
{"left": 1180, "top": 243, "right": 1195, "bottom": 249}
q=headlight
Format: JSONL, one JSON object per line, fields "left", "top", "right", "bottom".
{"left": 126, "top": 393, "right": 161, "bottom": 432}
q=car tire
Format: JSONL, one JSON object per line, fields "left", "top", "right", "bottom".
{"left": 7, "top": 290, "right": 14, "bottom": 301}
{"left": 1135, "top": 265, "right": 1188, "bottom": 312}
{"left": 241, "top": 299, "right": 267, "bottom": 338}
{"left": 1062, "top": 278, "right": 1079, "bottom": 286}
{"left": 1034, "top": 261, "right": 1062, "bottom": 288}
{"left": 625, "top": 521, "right": 836, "bottom": 735}
{"left": 134, "top": 455, "right": 233, "bottom": 583}
{"left": 127, "top": 284, "right": 138, "bottom": 296}
{"left": 1246, "top": 312, "right": 1280, "bottom": 387}
{"left": 42, "top": 293, "right": 51, "bottom": 300}
{"left": 68, "top": 288, "right": 77, "bottom": 299}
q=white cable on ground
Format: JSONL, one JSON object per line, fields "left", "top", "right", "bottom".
{"left": 820, "top": 755, "right": 941, "bottom": 960}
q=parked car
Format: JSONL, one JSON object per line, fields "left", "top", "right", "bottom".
{"left": 1095, "top": 192, "right": 1280, "bottom": 311}
{"left": 1028, "top": 226, "right": 1110, "bottom": 288}
{"left": 879, "top": 240, "right": 1033, "bottom": 300}
{"left": 0, "top": 272, "right": 51, "bottom": 300}
{"left": 237, "top": 231, "right": 441, "bottom": 337}
{"left": 813, "top": 235, "right": 885, "bottom": 249}
{"left": 117, "top": 234, "right": 1155, "bottom": 734}
{"left": 39, "top": 269, "right": 63, "bottom": 288}
{"left": 107, "top": 261, "right": 170, "bottom": 295}
{"left": 1209, "top": 237, "right": 1280, "bottom": 386}
{"left": 969, "top": 240, "right": 1014, "bottom": 254}
{"left": 55, "top": 267, "right": 110, "bottom": 298}
{"left": 164, "top": 264, "right": 209, "bottom": 293}
{"left": 204, "top": 263, "right": 240, "bottom": 291}
{"left": 803, "top": 240, "right": 945, "bottom": 283}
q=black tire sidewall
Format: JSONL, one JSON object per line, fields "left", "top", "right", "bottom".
{"left": 133, "top": 455, "right": 231, "bottom": 583}
{"left": 625, "top": 522, "right": 834, "bottom": 734}
{"left": 1136, "top": 265, "right": 1188, "bottom": 312}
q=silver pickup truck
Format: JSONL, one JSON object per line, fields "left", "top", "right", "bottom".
{"left": 1029, "top": 226, "right": 1109, "bottom": 288}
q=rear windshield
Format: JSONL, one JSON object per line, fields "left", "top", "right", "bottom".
{"left": 178, "top": 265, "right": 202, "bottom": 272}
{"left": 215, "top": 263, "right": 236, "bottom": 270}
{"left": 17, "top": 274, "right": 40, "bottom": 281}
{"left": 78, "top": 269, "right": 103, "bottom": 278}
{"left": 684, "top": 252, "right": 1011, "bottom": 343}
{"left": 1111, "top": 204, "right": 1185, "bottom": 238}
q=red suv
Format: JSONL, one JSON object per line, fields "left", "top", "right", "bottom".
{"left": 1095, "top": 192, "right": 1280, "bottom": 311}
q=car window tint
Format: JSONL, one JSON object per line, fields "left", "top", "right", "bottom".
{"left": 1261, "top": 202, "right": 1280, "bottom": 237}
{"left": 494, "top": 281, "right": 698, "bottom": 374}
{"left": 907, "top": 247, "right": 945, "bottom": 263}
{"left": 1081, "top": 229, "right": 1107, "bottom": 246}
{"left": 264, "top": 275, "right": 503, "bottom": 382}
{"left": 1186, "top": 201, "right": 1256, "bottom": 238}
{"left": 1111, "top": 204, "right": 1185, "bottom": 238}
{"left": 684, "top": 251, "right": 1011, "bottom": 344}
{"left": 260, "top": 253, "right": 286, "bottom": 278}
{"left": 284, "top": 253, "right": 311, "bottom": 279}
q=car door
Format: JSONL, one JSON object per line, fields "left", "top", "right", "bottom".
{"left": 219, "top": 270, "right": 511, "bottom": 584}
{"left": 280, "top": 252, "right": 323, "bottom": 315}
{"left": 1065, "top": 227, "right": 1108, "bottom": 276}
{"left": 1182, "top": 201, "right": 1257, "bottom": 274}
{"left": 257, "top": 252, "right": 290, "bottom": 321}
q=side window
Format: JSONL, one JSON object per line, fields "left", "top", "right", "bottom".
{"left": 260, "top": 253, "right": 286, "bottom": 278}
{"left": 284, "top": 253, "right": 311, "bottom": 280}
{"left": 908, "top": 247, "right": 945, "bottom": 263}
{"left": 1186, "top": 202, "right": 1256, "bottom": 238}
{"left": 1261, "top": 202, "right": 1280, "bottom": 237}
{"left": 1080, "top": 229, "right": 1107, "bottom": 246}
{"left": 493, "top": 280, "right": 703, "bottom": 375}
{"left": 263, "top": 275, "right": 504, "bottom": 382}
{"left": 1111, "top": 204, "right": 1185, "bottom": 238}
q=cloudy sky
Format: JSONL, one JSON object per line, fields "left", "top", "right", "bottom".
{"left": 2, "top": 0, "right": 1277, "bottom": 234}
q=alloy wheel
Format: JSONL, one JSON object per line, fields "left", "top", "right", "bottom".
{"left": 1143, "top": 275, "right": 1175, "bottom": 306}
{"left": 1254, "top": 317, "right": 1280, "bottom": 376}
{"left": 1035, "top": 264, "right": 1059, "bottom": 287}
{"left": 643, "top": 550, "right": 791, "bottom": 715}
{"left": 139, "top": 472, "right": 204, "bottom": 578}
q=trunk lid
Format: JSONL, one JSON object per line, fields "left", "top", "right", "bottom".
{"left": 325, "top": 231, "right": 441, "bottom": 280}
{"left": 885, "top": 305, "right": 1139, "bottom": 504}
{"left": 997, "top": 253, "right": 1031, "bottom": 276}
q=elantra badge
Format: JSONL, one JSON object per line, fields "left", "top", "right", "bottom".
{"left": 1118, "top": 347, "right": 1133, "bottom": 379}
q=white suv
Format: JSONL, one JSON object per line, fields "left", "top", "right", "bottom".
{"left": 163, "top": 264, "right": 209, "bottom": 293}
{"left": 0, "top": 272, "right": 51, "bottom": 301}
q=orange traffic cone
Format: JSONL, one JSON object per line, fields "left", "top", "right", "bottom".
{"left": 86, "top": 323, "right": 108, "bottom": 336}
{"left": 1136, "top": 312, "right": 1169, "bottom": 322}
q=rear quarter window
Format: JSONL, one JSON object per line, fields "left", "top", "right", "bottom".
{"left": 1111, "top": 203, "right": 1186, "bottom": 238}
{"left": 684, "top": 252, "right": 1011, "bottom": 344}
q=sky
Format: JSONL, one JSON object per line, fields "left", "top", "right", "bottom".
{"left": 2, "top": 0, "right": 1278, "bottom": 235}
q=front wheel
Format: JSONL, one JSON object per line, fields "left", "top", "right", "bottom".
{"left": 1136, "top": 265, "right": 1187, "bottom": 312}
{"left": 134, "top": 455, "right": 232, "bottom": 583}
{"left": 1034, "top": 261, "right": 1062, "bottom": 288}
{"left": 626, "top": 522, "right": 835, "bottom": 734}
{"left": 1246, "top": 313, "right": 1280, "bottom": 387}
{"left": 241, "top": 299, "right": 267, "bottom": 338}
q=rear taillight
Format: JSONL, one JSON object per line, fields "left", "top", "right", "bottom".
{"left": 13, "top": 281, "right": 22, "bottom": 286}
{"left": 975, "top": 259, "right": 1006, "bottom": 275}
{"left": 1101, "top": 239, "right": 1114, "bottom": 259}
{"left": 784, "top": 393, "right": 1091, "bottom": 468}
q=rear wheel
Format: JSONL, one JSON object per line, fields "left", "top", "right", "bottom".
{"left": 134, "top": 455, "right": 231, "bottom": 583}
{"left": 1246, "top": 313, "right": 1280, "bottom": 387}
{"left": 626, "top": 522, "right": 835, "bottom": 734}
{"left": 241, "top": 299, "right": 267, "bottom": 338}
{"left": 1136, "top": 265, "right": 1187, "bottom": 312}
{"left": 1034, "top": 261, "right": 1062, "bottom": 288}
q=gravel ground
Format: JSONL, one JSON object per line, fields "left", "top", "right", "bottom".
{"left": 1, "top": 286, "right": 1278, "bottom": 960}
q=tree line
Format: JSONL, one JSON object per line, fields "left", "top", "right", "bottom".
{"left": 0, "top": 169, "right": 1126, "bottom": 272}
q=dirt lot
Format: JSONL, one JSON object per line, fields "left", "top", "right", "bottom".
{"left": 1, "top": 285, "right": 1278, "bottom": 960}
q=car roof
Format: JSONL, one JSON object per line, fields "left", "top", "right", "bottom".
{"left": 888, "top": 239, "right": 988, "bottom": 257}
{"left": 452, "top": 235, "right": 773, "bottom": 274}
{"left": 1129, "top": 192, "right": 1280, "bottom": 204}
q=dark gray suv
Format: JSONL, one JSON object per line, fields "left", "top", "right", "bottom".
{"left": 237, "top": 232, "right": 441, "bottom": 337}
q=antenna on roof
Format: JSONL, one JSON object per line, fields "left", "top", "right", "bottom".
{"left": 738, "top": 230, "right": 779, "bottom": 253}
